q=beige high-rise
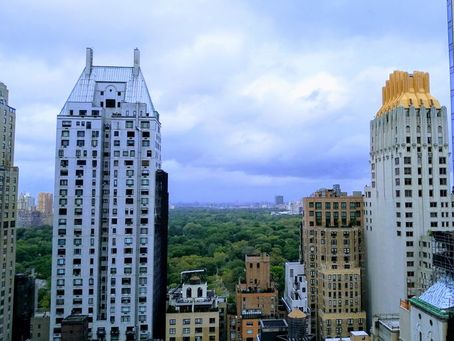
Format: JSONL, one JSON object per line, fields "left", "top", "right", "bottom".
{"left": 303, "top": 186, "right": 366, "bottom": 340}
{"left": 0, "top": 82, "right": 19, "bottom": 341}
{"left": 37, "top": 192, "right": 53, "bottom": 215}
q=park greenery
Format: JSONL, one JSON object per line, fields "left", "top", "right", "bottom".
{"left": 15, "top": 208, "right": 301, "bottom": 306}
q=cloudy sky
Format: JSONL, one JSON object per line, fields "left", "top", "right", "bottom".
{"left": 0, "top": 0, "right": 450, "bottom": 203}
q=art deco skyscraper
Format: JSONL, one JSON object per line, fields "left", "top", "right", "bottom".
{"left": 50, "top": 49, "right": 168, "bottom": 341}
{"left": 365, "top": 71, "right": 452, "bottom": 320}
{"left": 0, "top": 82, "right": 19, "bottom": 341}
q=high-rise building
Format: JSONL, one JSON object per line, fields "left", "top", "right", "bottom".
{"left": 365, "top": 71, "right": 453, "bottom": 321}
{"left": 50, "top": 48, "right": 168, "bottom": 341}
{"left": 17, "top": 192, "right": 35, "bottom": 211}
{"left": 37, "top": 192, "right": 53, "bottom": 216}
{"left": 0, "top": 81, "right": 19, "bottom": 341}
{"left": 302, "top": 186, "right": 366, "bottom": 340}
{"left": 35, "top": 192, "right": 53, "bottom": 226}
{"left": 447, "top": 0, "right": 454, "bottom": 170}
{"left": 12, "top": 273, "right": 36, "bottom": 341}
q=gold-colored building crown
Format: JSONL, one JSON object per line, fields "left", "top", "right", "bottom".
{"left": 376, "top": 70, "right": 441, "bottom": 117}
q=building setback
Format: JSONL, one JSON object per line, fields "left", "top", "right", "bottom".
{"left": 0, "top": 81, "right": 19, "bottom": 341}
{"left": 50, "top": 48, "right": 168, "bottom": 341}
{"left": 303, "top": 186, "right": 366, "bottom": 340}
{"left": 365, "top": 71, "right": 453, "bottom": 322}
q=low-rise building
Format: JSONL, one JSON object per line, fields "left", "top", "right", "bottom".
{"left": 30, "top": 312, "right": 50, "bottom": 341}
{"left": 283, "top": 262, "right": 309, "bottom": 315}
{"left": 166, "top": 270, "right": 221, "bottom": 341}
{"left": 235, "top": 254, "right": 279, "bottom": 341}
{"left": 369, "top": 315, "right": 400, "bottom": 341}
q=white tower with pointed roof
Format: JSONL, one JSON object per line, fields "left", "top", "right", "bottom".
{"left": 50, "top": 49, "right": 166, "bottom": 341}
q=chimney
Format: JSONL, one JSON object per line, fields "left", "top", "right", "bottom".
{"left": 85, "top": 48, "right": 93, "bottom": 76}
{"left": 133, "top": 48, "right": 140, "bottom": 77}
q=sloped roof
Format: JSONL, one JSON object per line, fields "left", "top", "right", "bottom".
{"left": 61, "top": 65, "right": 155, "bottom": 114}
{"left": 419, "top": 279, "right": 454, "bottom": 310}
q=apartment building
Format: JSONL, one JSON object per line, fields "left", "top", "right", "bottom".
{"left": 303, "top": 186, "right": 366, "bottom": 340}
{"left": 50, "top": 48, "right": 168, "bottom": 341}
{"left": 235, "top": 254, "right": 278, "bottom": 341}
{"left": 0, "top": 81, "right": 19, "bottom": 341}
{"left": 166, "top": 270, "right": 221, "bottom": 341}
{"left": 365, "top": 71, "right": 454, "bottom": 321}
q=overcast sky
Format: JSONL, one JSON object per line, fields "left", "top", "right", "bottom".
{"left": 0, "top": 0, "right": 450, "bottom": 203}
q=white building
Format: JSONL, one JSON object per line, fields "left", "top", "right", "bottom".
{"left": 166, "top": 270, "right": 223, "bottom": 341}
{"left": 399, "top": 280, "right": 454, "bottom": 341}
{"left": 50, "top": 48, "right": 168, "bottom": 341}
{"left": 283, "top": 262, "right": 308, "bottom": 314}
{"left": 17, "top": 192, "right": 35, "bottom": 211}
{"left": 365, "top": 71, "right": 454, "bottom": 322}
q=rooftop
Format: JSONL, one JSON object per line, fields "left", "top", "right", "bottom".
{"left": 260, "top": 319, "right": 288, "bottom": 328}
{"left": 377, "top": 70, "right": 441, "bottom": 117}
{"left": 378, "top": 318, "right": 400, "bottom": 331}
{"left": 419, "top": 279, "right": 454, "bottom": 310}
{"left": 350, "top": 331, "right": 369, "bottom": 336}
{"left": 410, "top": 279, "right": 454, "bottom": 319}
{"left": 61, "top": 48, "right": 155, "bottom": 115}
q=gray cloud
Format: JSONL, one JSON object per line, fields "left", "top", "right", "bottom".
{"left": 0, "top": 0, "right": 450, "bottom": 201}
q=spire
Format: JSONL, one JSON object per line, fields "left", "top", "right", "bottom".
{"left": 133, "top": 48, "right": 140, "bottom": 77}
{"left": 85, "top": 47, "right": 93, "bottom": 76}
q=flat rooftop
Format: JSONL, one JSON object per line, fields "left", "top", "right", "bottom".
{"left": 379, "top": 318, "right": 400, "bottom": 331}
{"left": 260, "top": 319, "right": 288, "bottom": 328}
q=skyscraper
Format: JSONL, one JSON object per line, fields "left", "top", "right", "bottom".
{"left": 365, "top": 71, "right": 452, "bottom": 320}
{"left": 37, "top": 192, "right": 53, "bottom": 216}
{"left": 50, "top": 48, "right": 168, "bottom": 341}
{"left": 447, "top": 0, "right": 454, "bottom": 170}
{"left": 0, "top": 81, "right": 19, "bottom": 341}
{"left": 302, "top": 186, "right": 366, "bottom": 339}
{"left": 37, "top": 192, "right": 53, "bottom": 226}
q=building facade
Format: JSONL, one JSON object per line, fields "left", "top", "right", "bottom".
{"left": 365, "top": 71, "right": 454, "bottom": 322}
{"left": 235, "top": 254, "right": 278, "bottom": 341}
{"left": 37, "top": 192, "right": 53, "bottom": 225}
{"left": 50, "top": 48, "right": 167, "bottom": 341}
{"left": 0, "top": 81, "right": 19, "bottom": 341}
{"left": 447, "top": 0, "right": 454, "bottom": 170}
{"left": 303, "top": 186, "right": 366, "bottom": 340}
{"left": 283, "top": 261, "right": 309, "bottom": 315}
{"left": 12, "top": 273, "right": 36, "bottom": 341}
{"left": 30, "top": 312, "right": 50, "bottom": 341}
{"left": 37, "top": 192, "right": 53, "bottom": 216}
{"left": 166, "top": 270, "right": 221, "bottom": 341}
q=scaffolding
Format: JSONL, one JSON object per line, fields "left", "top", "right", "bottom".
{"left": 432, "top": 231, "right": 454, "bottom": 280}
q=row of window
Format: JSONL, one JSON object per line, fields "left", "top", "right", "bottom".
{"left": 169, "top": 327, "right": 216, "bottom": 334}
{"left": 169, "top": 317, "right": 216, "bottom": 325}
